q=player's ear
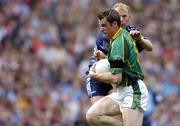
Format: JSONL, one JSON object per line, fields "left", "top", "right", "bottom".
{"left": 112, "top": 21, "right": 118, "bottom": 27}
{"left": 128, "top": 15, "right": 132, "bottom": 24}
{"left": 129, "top": 15, "right": 131, "bottom": 19}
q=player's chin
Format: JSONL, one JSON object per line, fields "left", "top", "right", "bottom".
{"left": 103, "top": 32, "right": 108, "bottom": 37}
{"left": 121, "top": 23, "right": 126, "bottom": 28}
{"left": 102, "top": 31, "right": 106, "bottom": 34}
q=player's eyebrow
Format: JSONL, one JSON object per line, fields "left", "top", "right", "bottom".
{"left": 119, "top": 14, "right": 127, "bottom": 17}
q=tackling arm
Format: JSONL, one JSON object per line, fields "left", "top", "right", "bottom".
{"left": 140, "top": 37, "right": 153, "bottom": 51}
{"left": 127, "top": 25, "right": 153, "bottom": 52}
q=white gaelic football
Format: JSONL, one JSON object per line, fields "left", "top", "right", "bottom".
{"left": 95, "top": 59, "right": 110, "bottom": 73}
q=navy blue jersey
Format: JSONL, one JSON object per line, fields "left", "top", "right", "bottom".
{"left": 87, "top": 32, "right": 110, "bottom": 70}
{"left": 95, "top": 32, "right": 110, "bottom": 55}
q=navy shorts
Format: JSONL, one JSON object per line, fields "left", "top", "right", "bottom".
{"left": 86, "top": 74, "right": 113, "bottom": 97}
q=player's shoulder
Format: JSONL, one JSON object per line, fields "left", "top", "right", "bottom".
{"left": 96, "top": 32, "right": 109, "bottom": 43}
{"left": 125, "top": 25, "right": 139, "bottom": 32}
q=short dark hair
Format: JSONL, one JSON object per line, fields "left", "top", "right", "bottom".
{"left": 97, "top": 8, "right": 120, "bottom": 27}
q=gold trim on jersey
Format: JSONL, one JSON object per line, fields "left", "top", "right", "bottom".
{"left": 122, "top": 33, "right": 124, "bottom": 62}
{"left": 110, "top": 28, "right": 122, "bottom": 44}
{"left": 111, "top": 68, "right": 123, "bottom": 70}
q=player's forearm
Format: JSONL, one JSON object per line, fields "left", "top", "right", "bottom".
{"left": 91, "top": 72, "right": 122, "bottom": 85}
{"left": 140, "top": 38, "right": 153, "bottom": 51}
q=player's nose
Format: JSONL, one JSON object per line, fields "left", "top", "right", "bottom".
{"left": 120, "top": 16, "right": 123, "bottom": 21}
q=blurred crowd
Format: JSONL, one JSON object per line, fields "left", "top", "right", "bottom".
{"left": 0, "top": 0, "right": 179, "bottom": 126}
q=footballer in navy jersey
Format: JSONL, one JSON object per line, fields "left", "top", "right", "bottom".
{"left": 86, "top": 25, "right": 147, "bottom": 98}
{"left": 86, "top": 32, "right": 112, "bottom": 98}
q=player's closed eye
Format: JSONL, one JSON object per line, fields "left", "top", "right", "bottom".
{"left": 122, "top": 15, "right": 128, "bottom": 18}
{"left": 101, "top": 24, "right": 106, "bottom": 27}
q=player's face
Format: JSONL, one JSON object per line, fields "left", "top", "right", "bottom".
{"left": 98, "top": 18, "right": 114, "bottom": 39}
{"left": 115, "top": 8, "right": 130, "bottom": 28}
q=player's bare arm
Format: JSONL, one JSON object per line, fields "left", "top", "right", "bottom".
{"left": 129, "top": 29, "right": 153, "bottom": 51}
{"left": 140, "top": 37, "right": 153, "bottom": 51}
{"left": 89, "top": 64, "right": 122, "bottom": 85}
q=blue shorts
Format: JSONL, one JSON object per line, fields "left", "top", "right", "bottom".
{"left": 86, "top": 74, "right": 113, "bottom": 97}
